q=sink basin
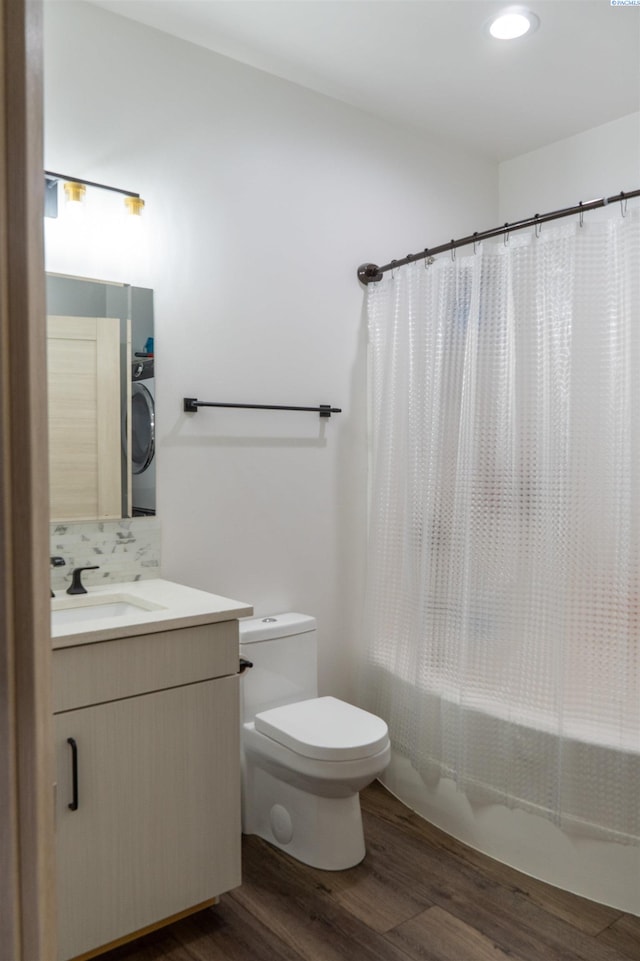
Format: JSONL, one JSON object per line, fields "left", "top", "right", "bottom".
{"left": 51, "top": 594, "right": 166, "bottom": 629}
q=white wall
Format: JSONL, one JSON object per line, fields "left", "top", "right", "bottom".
{"left": 499, "top": 112, "right": 640, "bottom": 222}
{"left": 43, "top": 0, "right": 497, "bottom": 699}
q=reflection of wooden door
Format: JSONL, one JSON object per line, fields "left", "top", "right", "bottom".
{"left": 47, "top": 315, "right": 121, "bottom": 520}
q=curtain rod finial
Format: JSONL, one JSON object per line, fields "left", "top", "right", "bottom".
{"left": 358, "top": 263, "right": 383, "bottom": 285}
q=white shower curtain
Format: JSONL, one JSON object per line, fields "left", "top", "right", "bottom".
{"left": 361, "top": 209, "right": 639, "bottom": 842}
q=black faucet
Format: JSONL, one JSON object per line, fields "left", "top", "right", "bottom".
{"left": 50, "top": 556, "right": 65, "bottom": 597}
{"left": 67, "top": 566, "right": 100, "bottom": 595}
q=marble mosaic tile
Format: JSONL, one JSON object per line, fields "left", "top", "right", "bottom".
{"left": 50, "top": 517, "right": 161, "bottom": 593}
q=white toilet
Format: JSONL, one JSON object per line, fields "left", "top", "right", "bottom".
{"left": 239, "top": 613, "right": 390, "bottom": 870}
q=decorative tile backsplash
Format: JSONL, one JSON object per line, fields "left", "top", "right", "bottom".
{"left": 50, "top": 517, "right": 161, "bottom": 593}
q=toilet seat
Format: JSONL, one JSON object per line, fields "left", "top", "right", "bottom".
{"left": 254, "top": 695, "right": 389, "bottom": 762}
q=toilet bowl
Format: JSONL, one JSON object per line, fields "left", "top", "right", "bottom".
{"left": 239, "top": 614, "right": 390, "bottom": 870}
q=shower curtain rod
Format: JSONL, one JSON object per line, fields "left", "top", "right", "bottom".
{"left": 357, "top": 187, "right": 640, "bottom": 285}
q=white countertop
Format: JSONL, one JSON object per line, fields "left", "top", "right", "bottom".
{"left": 51, "top": 578, "right": 253, "bottom": 649}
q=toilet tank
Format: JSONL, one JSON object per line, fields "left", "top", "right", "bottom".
{"left": 239, "top": 613, "right": 317, "bottom": 721}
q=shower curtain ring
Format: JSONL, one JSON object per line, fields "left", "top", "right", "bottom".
{"left": 534, "top": 216, "right": 541, "bottom": 239}
{"left": 391, "top": 259, "right": 397, "bottom": 280}
{"left": 450, "top": 242, "right": 456, "bottom": 262}
{"left": 620, "top": 192, "right": 628, "bottom": 217}
{"left": 473, "top": 232, "right": 479, "bottom": 254}
{"left": 503, "top": 223, "right": 510, "bottom": 246}
{"left": 578, "top": 202, "right": 584, "bottom": 228}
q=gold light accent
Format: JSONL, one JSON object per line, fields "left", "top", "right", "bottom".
{"left": 124, "top": 196, "right": 145, "bottom": 216}
{"left": 63, "top": 181, "right": 86, "bottom": 204}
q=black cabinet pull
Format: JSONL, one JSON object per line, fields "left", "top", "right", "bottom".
{"left": 67, "top": 737, "right": 79, "bottom": 811}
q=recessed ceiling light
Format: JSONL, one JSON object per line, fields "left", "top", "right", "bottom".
{"left": 488, "top": 7, "right": 539, "bottom": 40}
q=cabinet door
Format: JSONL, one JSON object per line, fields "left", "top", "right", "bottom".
{"left": 55, "top": 677, "right": 240, "bottom": 961}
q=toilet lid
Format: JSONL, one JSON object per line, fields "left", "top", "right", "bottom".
{"left": 254, "top": 696, "right": 389, "bottom": 761}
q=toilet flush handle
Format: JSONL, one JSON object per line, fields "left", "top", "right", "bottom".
{"left": 239, "top": 657, "right": 253, "bottom": 674}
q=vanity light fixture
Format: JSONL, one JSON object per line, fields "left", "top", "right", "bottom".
{"left": 44, "top": 170, "right": 145, "bottom": 218}
{"left": 488, "top": 6, "right": 539, "bottom": 40}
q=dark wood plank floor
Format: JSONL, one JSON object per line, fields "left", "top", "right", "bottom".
{"left": 100, "top": 782, "right": 640, "bottom": 961}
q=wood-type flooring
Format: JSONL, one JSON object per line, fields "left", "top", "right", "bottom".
{"left": 100, "top": 781, "right": 640, "bottom": 961}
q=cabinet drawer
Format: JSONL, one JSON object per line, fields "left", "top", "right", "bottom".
{"left": 53, "top": 620, "right": 238, "bottom": 712}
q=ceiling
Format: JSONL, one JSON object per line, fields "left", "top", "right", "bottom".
{"left": 79, "top": 1, "right": 639, "bottom": 161}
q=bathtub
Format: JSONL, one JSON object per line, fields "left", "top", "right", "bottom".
{"left": 382, "top": 751, "right": 640, "bottom": 916}
{"left": 378, "top": 692, "right": 640, "bottom": 917}
{"left": 360, "top": 653, "right": 640, "bottom": 914}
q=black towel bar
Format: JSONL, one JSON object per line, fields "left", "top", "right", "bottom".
{"left": 183, "top": 398, "right": 342, "bottom": 418}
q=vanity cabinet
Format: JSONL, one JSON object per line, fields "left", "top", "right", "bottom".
{"left": 53, "top": 620, "right": 242, "bottom": 961}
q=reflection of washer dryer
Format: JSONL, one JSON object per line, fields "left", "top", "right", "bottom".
{"left": 130, "top": 359, "right": 156, "bottom": 515}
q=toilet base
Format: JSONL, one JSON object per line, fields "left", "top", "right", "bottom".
{"left": 242, "top": 764, "right": 366, "bottom": 870}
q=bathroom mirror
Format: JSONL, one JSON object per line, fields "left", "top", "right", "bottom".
{"left": 46, "top": 273, "right": 156, "bottom": 521}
